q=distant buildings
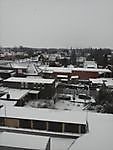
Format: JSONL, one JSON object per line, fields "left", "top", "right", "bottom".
{"left": 84, "top": 61, "right": 97, "bottom": 69}
{"left": 40, "top": 66, "right": 111, "bottom": 80}
{"left": 0, "top": 47, "right": 113, "bottom": 149}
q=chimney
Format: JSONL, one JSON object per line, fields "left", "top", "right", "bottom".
{"left": 7, "top": 93, "right": 10, "bottom": 99}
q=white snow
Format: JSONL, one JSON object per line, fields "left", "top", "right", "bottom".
{"left": 0, "top": 132, "right": 50, "bottom": 150}
{"left": 40, "top": 66, "right": 111, "bottom": 73}
{"left": 4, "top": 77, "right": 55, "bottom": 84}
{"left": 0, "top": 88, "right": 29, "bottom": 100}
{"left": 0, "top": 107, "right": 86, "bottom": 124}
{"left": 55, "top": 100, "right": 83, "bottom": 111}
{"left": 89, "top": 78, "right": 113, "bottom": 88}
{"left": 57, "top": 75, "right": 68, "bottom": 78}
{"left": 70, "top": 112, "right": 113, "bottom": 150}
{"left": 0, "top": 100, "right": 17, "bottom": 107}
{"left": 51, "top": 137, "right": 75, "bottom": 150}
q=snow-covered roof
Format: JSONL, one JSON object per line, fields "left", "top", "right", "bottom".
{"left": 103, "top": 78, "right": 113, "bottom": 88}
{"left": 0, "top": 77, "right": 3, "bottom": 81}
{"left": 0, "top": 69, "right": 14, "bottom": 73}
{"left": 72, "top": 68, "right": 111, "bottom": 73}
{"left": 0, "top": 107, "right": 86, "bottom": 124}
{"left": 89, "top": 78, "right": 113, "bottom": 87}
{"left": 89, "top": 78, "right": 104, "bottom": 84}
{"left": 84, "top": 61, "right": 97, "bottom": 69}
{"left": 28, "top": 90, "right": 40, "bottom": 94}
{"left": 4, "top": 77, "right": 55, "bottom": 84}
{"left": 42, "top": 70, "right": 54, "bottom": 74}
{"left": 0, "top": 132, "right": 50, "bottom": 150}
{"left": 0, "top": 100, "right": 17, "bottom": 107}
{"left": 57, "top": 75, "right": 68, "bottom": 78}
{"left": 60, "top": 79, "right": 68, "bottom": 82}
{"left": 70, "top": 112, "right": 113, "bottom": 150}
{"left": 40, "top": 66, "right": 111, "bottom": 73}
{"left": 0, "top": 88, "right": 29, "bottom": 100}
{"left": 40, "top": 66, "right": 72, "bottom": 73}
{"left": 0, "top": 87, "right": 7, "bottom": 92}
{"left": 12, "top": 64, "right": 27, "bottom": 69}
{"left": 71, "top": 76, "right": 79, "bottom": 79}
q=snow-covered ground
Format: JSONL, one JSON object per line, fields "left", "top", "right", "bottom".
{"left": 24, "top": 99, "right": 84, "bottom": 111}
{"left": 70, "top": 112, "right": 113, "bottom": 150}
{"left": 55, "top": 100, "right": 84, "bottom": 111}
{"left": 51, "top": 137, "right": 75, "bottom": 150}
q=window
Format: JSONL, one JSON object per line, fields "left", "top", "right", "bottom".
{"left": 19, "top": 119, "right": 31, "bottom": 129}
{"left": 34, "top": 83, "right": 37, "bottom": 89}
{"left": 64, "top": 123, "right": 79, "bottom": 133}
{"left": 5, "top": 118, "right": 19, "bottom": 128}
{"left": 0, "top": 117, "right": 4, "bottom": 126}
{"left": 21, "top": 82, "right": 24, "bottom": 88}
{"left": 33, "top": 120, "right": 46, "bottom": 130}
{"left": 37, "top": 84, "right": 41, "bottom": 89}
{"left": 48, "top": 121, "right": 62, "bottom": 132}
{"left": 41, "top": 84, "right": 45, "bottom": 89}
{"left": 81, "top": 125, "right": 86, "bottom": 133}
{"left": 25, "top": 82, "right": 28, "bottom": 88}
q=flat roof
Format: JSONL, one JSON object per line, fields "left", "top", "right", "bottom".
{"left": 72, "top": 68, "right": 111, "bottom": 73}
{"left": 71, "top": 76, "right": 79, "bottom": 79}
{"left": 60, "top": 79, "right": 68, "bottom": 81}
{"left": 40, "top": 66, "right": 111, "bottom": 73}
{"left": 40, "top": 66, "right": 72, "bottom": 73}
{"left": 29, "top": 90, "right": 40, "bottom": 94}
{"left": 89, "top": 78, "right": 104, "bottom": 84}
{"left": 0, "top": 88, "right": 29, "bottom": 100}
{"left": 70, "top": 112, "right": 113, "bottom": 150}
{"left": 0, "top": 86, "right": 7, "bottom": 92}
{"left": 89, "top": 78, "right": 113, "bottom": 86}
{"left": 57, "top": 75, "right": 68, "bottom": 78}
{"left": 0, "top": 69, "right": 14, "bottom": 73}
{"left": 4, "top": 77, "right": 55, "bottom": 84}
{"left": 103, "top": 78, "right": 113, "bottom": 87}
{"left": 0, "top": 107, "right": 86, "bottom": 124}
{"left": 12, "top": 64, "right": 27, "bottom": 69}
{"left": 0, "top": 132, "right": 50, "bottom": 150}
{"left": 0, "top": 100, "right": 17, "bottom": 107}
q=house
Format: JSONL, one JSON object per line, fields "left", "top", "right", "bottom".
{"left": 40, "top": 66, "right": 111, "bottom": 80}
{"left": 89, "top": 78, "right": 113, "bottom": 89}
{"left": 3, "top": 77, "right": 56, "bottom": 99}
{"left": 57, "top": 75, "right": 69, "bottom": 83}
{"left": 84, "top": 61, "right": 97, "bottom": 69}
{"left": 0, "top": 107, "right": 87, "bottom": 138}
{"left": 0, "top": 88, "right": 30, "bottom": 106}
{"left": 72, "top": 68, "right": 111, "bottom": 79}
{"left": 0, "top": 88, "right": 29, "bottom": 101}
{"left": 0, "top": 69, "right": 15, "bottom": 79}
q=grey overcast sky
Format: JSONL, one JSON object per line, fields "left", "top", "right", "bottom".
{"left": 0, "top": 0, "right": 113, "bottom": 48}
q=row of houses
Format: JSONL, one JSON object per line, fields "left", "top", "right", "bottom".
{"left": 3, "top": 77, "right": 55, "bottom": 100}
{"left": 40, "top": 66, "right": 111, "bottom": 80}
